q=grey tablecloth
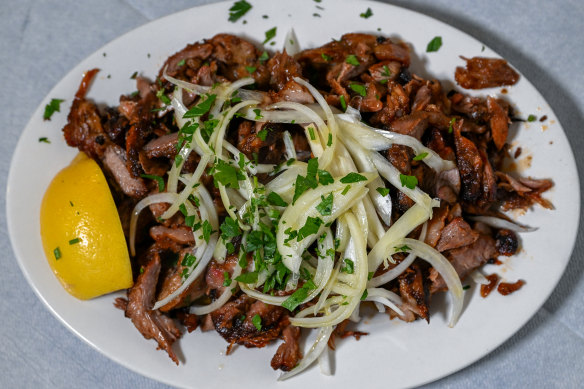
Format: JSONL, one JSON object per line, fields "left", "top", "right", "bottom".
{"left": 1, "top": 1, "right": 583, "bottom": 388}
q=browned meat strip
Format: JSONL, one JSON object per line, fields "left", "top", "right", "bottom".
{"left": 271, "top": 325, "right": 302, "bottom": 371}
{"left": 124, "top": 250, "right": 181, "bottom": 364}
{"left": 211, "top": 294, "right": 287, "bottom": 350}
{"left": 480, "top": 274, "right": 499, "bottom": 297}
{"left": 453, "top": 121, "right": 483, "bottom": 203}
{"left": 449, "top": 93, "right": 489, "bottom": 123}
{"left": 425, "top": 204, "right": 449, "bottom": 247}
{"left": 436, "top": 217, "right": 479, "bottom": 252}
{"left": 63, "top": 69, "right": 108, "bottom": 159}
{"left": 429, "top": 234, "right": 498, "bottom": 293}
{"left": 161, "top": 41, "right": 213, "bottom": 78}
{"left": 455, "top": 57, "right": 519, "bottom": 89}
{"left": 267, "top": 51, "right": 304, "bottom": 91}
{"left": 157, "top": 249, "right": 206, "bottom": 312}
{"left": 487, "top": 96, "right": 510, "bottom": 150}
{"left": 397, "top": 265, "right": 429, "bottom": 322}
{"left": 497, "top": 173, "right": 554, "bottom": 211}
{"left": 495, "top": 229, "right": 519, "bottom": 256}
{"left": 387, "top": 144, "right": 414, "bottom": 212}
{"left": 143, "top": 133, "right": 179, "bottom": 159}
{"left": 498, "top": 280, "right": 525, "bottom": 295}
{"left": 102, "top": 145, "right": 148, "bottom": 198}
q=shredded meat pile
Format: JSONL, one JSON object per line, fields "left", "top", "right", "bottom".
{"left": 62, "top": 33, "right": 551, "bottom": 367}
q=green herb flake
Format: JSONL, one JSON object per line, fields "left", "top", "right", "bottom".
{"left": 257, "top": 128, "right": 268, "bottom": 141}
{"left": 267, "top": 192, "right": 288, "bottom": 207}
{"left": 463, "top": 285, "right": 471, "bottom": 290}
{"left": 38, "top": 137, "right": 50, "bottom": 143}
{"left": 282, "top": 280, "right": 316, "bottom": 311}
{"left": 321, "top": 52, "right": 331, "bottom": 62}
{"left": 251, "top": 314, "right": 262, "bottom": 331}
{"left": 253, "top": 108, "right": 263, "bottom": 120}
{"left": 228, "top": 0, "right": 252, "bottom": 22}
{"left": 53, "top": 247, "right": 61, "bottom": 260}
{"left": 140, "top": 174, "right": 165, "bottom": 192}
{"left": 340, "top": 172, "right": 367, "bottom": 184}
{"left": 263, "top": 27, "right": 277, "bottom": 44}
{"left": 382, "top": 65, "right": 392, "bottom": 77}
{"left": 245, "top": 66, "right": 257, "bottom": 74}
{"left": 235, "top": 271, "right": 259, "bottom": 284}
{"left": 448, "top": 117, "right": 456, "bottom": 133}
{"left": 182, "top": 253, "right": 197, "bottom": 267}
{"left": 327, "top": 133, "right": 333, "bottom": 147}
{"left": 339, "top": 95, "right": 347, "bottom": 111}
{"left": 259, "top": 51, "right": 269, "bottom": 63}
{"left": 349, "top": 83, "right": 367, "bottom": 97}
{"left": 316, "top": 193, "right": 333, "bottom": 216}
{"left": 220, "top": 217, "right": 241, "bottom": 239}
{"left": 394, "top": 244, "right": 412, "bottom": 253}
{"left": 43, "top": 98, "right": 65, "bottom": 121}
{"left": 68, "top": 238, "right": 81, "bottom": 245}
{"left": 341, "top": 258, "right": 354, "bottom": 274}
{"left": 376, "top": 187, "right": 390, "bottom": 196}
{"left": 368, "top": 271, "right": 374, "bottom": 280}
{"left": 177, "top": 59, "right": 186, "bottom": 67}
{"left": 318, "top": 169, "right": 334, "bottom": 185}
{"left": 360, "top": 289, "right": 368, "bottom": 300}
{"left": 360, "top": 7, "right": 373, "bottom": 19}
{"left": 130, "top": 71, "right": 138, "bottom": 79}
{"left": 297, "top": 216, "right": 323, "bottom": 241}
{"left": 399, "top": 174, "right": 418, "bottom": 189}
{"left": 183, "top": 94, "right": 217, "bottom": 118}
{"left": 527, "top": 114, "right": 537, "bottom": 122}
{"left": 413, "top": 152, "right": 429, "bottom": 161}
{"left": 212, "top": 159, "right": 245, "bottom": 189}
{"left": 202, "top": 220, "right": 214, "bottom": 243}
{"left": 223, "top": 271, "right": 232, "bottom": 287}
{"left": 308, "top": 126, "right": 316, "bottom": 140}
{"left": 346, "top": 54, "right": 360, "bottom": 66}
{"left": 426, "top": 36, "right": 443, "bottom": 52}
{"left": 341, "top": 185, "right": 351, "bottom": 195}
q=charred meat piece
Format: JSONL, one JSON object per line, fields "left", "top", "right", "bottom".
{"left": 436, "top": 217, "right": 479, "bottom": 252}
{"left": 102, "top": 145, "right": 148, "bottom": 198}
{"left": 123, "top": 249, "right": 181, "bottom": 364}
{"left": 498, "top": 280, "right": 525, "bottom": 295}
{"left": 453, "top": 120, "right": 484, "bottom": 203}
{"left": 271, "top": 325, "right": 302, "bottom": 372}
{"left": 495, "top": 229, "right": 519, "bottom": 256}
{"left": 397, "top": 265, "right": 429, "bottom": 322}
{"left": 487, "top": 96, "right": 510, "bottom": 150}
{"left": 455, "top": 56, "right": 520, "bottom": 89}
{"left": 480, "top": 274, "right": 499, "bottom": 298}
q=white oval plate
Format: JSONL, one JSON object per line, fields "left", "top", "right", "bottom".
{"left": 6, "top": 0, "right": 580, "bottom": 388}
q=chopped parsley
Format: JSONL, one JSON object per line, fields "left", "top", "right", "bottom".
{"left": 341, "top": 185, "right": 351, "bottom": 195}
{"left": 448, "top": 117, "right": 456, "bottom": 133}
{"left": 327, "top": 133, "right": 333, "bottom": 147}
{"left": 394, "top": 244, "right": 412, "bottom": 253}
{"left": 316, "top": 193, "right": 333, "bottom": 216}
{"left": 235, "top": 271, "right": 259, "bottom": 284}
{"left": 527, "top": 114, "right": 537, "bottom": 122}
{"left": 349, "top": 83, "right": 367, "bottom": 97}
{"left": 267, "top": 192, "right": 287, "bottom": 207}
{"left": 382, "top": 65, "right": 392, "bottom": 77}
{"left": 360, "top": 7, "right": 373, "bottom": 18}
{"left": 140, "top": 174, "right": 165, "bottom": 192}
{"left": 282, "top": 280, "right": 316, "bottom": 311}
{"left": 426, "top": 36, "right": 443, "bottom": 52}
{"left": 258, "top": 51, "right": 269, "bottom": 63}
{"left": 297, "top": 216, "right": 323, "bottom": 242}
{"left": 257, "top": 128, "right": 268, "bottom": 141}
{"left": 360, "top": 289, "right": 368, "bottom": 300}
{"left": 156, "top": 88, "right": 171, "bottom": 105}
{"left": 292, "top": 158, "right": 319, "bottom": 204}
{"left": 223, "top": 271, "right": 232, "bottom": 287}
{"left": 263, "top": 27, "right": 277, "bottom": 44}
{"left": 339, "top": 95, "right": 347, "bottom": 111}
{"left": 245, "top": 66, "right": 257, "bottom": 74}
{"left": 341, "top": 258, "right": 354, "bottom": 274}
{"left": 399, "top": 174, "right": 418, "bottom": 189}
{"left": 463, "top": 285, "right": 471, "bottom": 290}
{"left": 201, "top": 220, "right": 214, "bottom": 243}
{"left": 346, "top": 54, "right": 360, "bottom": 66}
{"left": 182, "top": 253, "right": 197, "bottom": 267}
{"left": 220, "top": 217, "right": 241, "bottom": 239}
{"left": 251, "top": 314, "right": 262, "bottom": 331}
{"left": 183, "top": 94, "right": 217, "bottom": 118}
{"left": 68, "top": 238, "right": 80, "bottom": 245}
{"left": 53, "top": 247, "right": 61, "bottom": 260}
{"left": 130, "top": 71, "right": 138, "bottom": 79}
{"left": 321, "top": 53, "right": 331, "bottom": 62}
{"left": 38, "top": 137, "right": 50, "bottom": 143}
{"left": 177, "top": 59, "right": 186, "bottom": 67}
{"left": 308, "top": 126, "right": 316, "bottom": 140}
{"left": 376, "top": 187, "right": 390, "bottom": 196}
{"left": 253, "top": 108, "right": 263, "bottom": 120}
{"left": 43, "top": 98, "right": 65, "bottom": 121}
{"left": 318, "top": 169, "right": 334, "bottom": 185}
{"left": 228, "top": 0, "right": 252, "bottom": 22}
{"left": 413, "top": 152, "right": 428, "bottom": 161}
{"left": 340, "top": 172, "right": 367, "bottom": 183}
{"left": 211, "top": 159, "right": 245, "bottom": 189}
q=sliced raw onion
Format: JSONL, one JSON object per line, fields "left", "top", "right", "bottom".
{"left": 469, "top": 216, "right": 537, "bottom": 232}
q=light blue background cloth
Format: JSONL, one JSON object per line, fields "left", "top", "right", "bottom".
{"left": 1, "top": 1, "right": 583, "bottom": 387}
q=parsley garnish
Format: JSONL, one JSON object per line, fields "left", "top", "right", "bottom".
{"left": 156, "top": 88, "right": 171, "bottom": 105}
{"left": 321, "top": 53, "right": 331, "bottom": 62}
{"left": 245, "top": 66, "right": 257, "bottom": 74}
{"left": 527, "top": 114, "right": 537, "bottom": 122}
{"left": 228, "top": 0, "right": 252, "bottom": 22}
{"left": 349, "top": 83, "right": 367, "bottom": 97}
{"left": 376, "top": 187, "right": 390, "bottom": 196}
{"left": 297, "top": 216, "right": 323, "bottom": 241}
{"left": 341, "top": 258, "right": 354, "bottom": 274}
{"left": 340, "top": 172, "right": 367, "bottom": 183}
{"left": 140, "top": 174, "right": 165, "bottom": 192}
{"left": 263, "top": 27, "right": 277, "bottom": 44}
{"left": 360, "top": 7, "right": 373, "bottom": 18}
{"left": 201, "top": 220, "right": 213, "bottom": 243}
{"left": 399, "top": 174, "right": 418, "bottom": 189}
{"left": 394, "top": 244, "right": 412, "bottom": 252}
{"left": 308, "top": 126, "right": 316, "bottom": 140}
{"left": 341, "top": 185, "right": 351, "bottom": 195}
{"left": 360, "top": 289, "right": 368, "bottom": 300}
{"left": 223, "top": 271, "right": 232, "bottom": 287}
{"left": 53, "top": 247, "right": 61, "bottom": 260}
{"left": 182, "top": 253, "right": 197, "bottom": 267}
{"left": 177, "top": 59, "right": 186, "bottom": 67}
{"left": 212, "top": 159, "right": 245, "bottom": 189}
{"left": 448, "top": 117, "right": 456, "bottom": 133}
{"left": 257, "top": 128, "right": 268, "bottom": 141}
{"left": 235, "top": 271, "right": 259, "bottom": 284}
{"left": 327, "top": 133, "right": 333, "bottom": 147}
{"left": 413, "top": 152, "right": 428, "bottom": 161}
{"left": 68, "top": 238, "right": 80, "bottom": 245}
{"left": 267, "top": 192, "right": 288, "bottom": 207}
{"left": 292, "top": 158, "right": 319, "bottom": 204}
{"left": 258, "top": 51, "right": 269, "bottom": 63}
{"left": 426, "top": 36, "right": 443, "bottom": 52}
{"left": 346, "top": 55, "right": 360, "bottom": 66}
{"left": 282, "top": 280, "right": 316, "bottom": 311}
{"left": 183, "top": 94, "right": 217, "bottom": 118}
{"left": 38, "top": 137, "right": 50, "bottom": 143}
{"left": 316, "top": 193, "right": 333, "bottom": 216}
{"left": 220, "top": 217, "right": 241, "bottom": 239}
{"left": 253, "top": 108, "right": 263, "bottom": 120}
{"left": 43, "top": 98, "right": 65, "bottom": 121}
{"left": 251, "top": 314, "right": 262, "bottom": 331}
{"left": 339, "top": 95, "right": 347, "bottom": 111}
{"left": 318, "top": 169, "right": 334, "bottom": 185}
{"left": 130, "top": 71, "right": 138, "bottom": 79}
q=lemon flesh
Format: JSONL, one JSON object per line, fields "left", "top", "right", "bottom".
{"left": 40, "top": 152, "right": 133, "bottom": 299}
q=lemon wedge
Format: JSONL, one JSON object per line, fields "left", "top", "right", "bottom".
{"left": 40, "top": 152, "right": 133, "bottom": 299}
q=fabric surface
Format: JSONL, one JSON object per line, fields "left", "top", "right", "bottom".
{"left": 1, "top": 0, "right": 582, "bottom": 388}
